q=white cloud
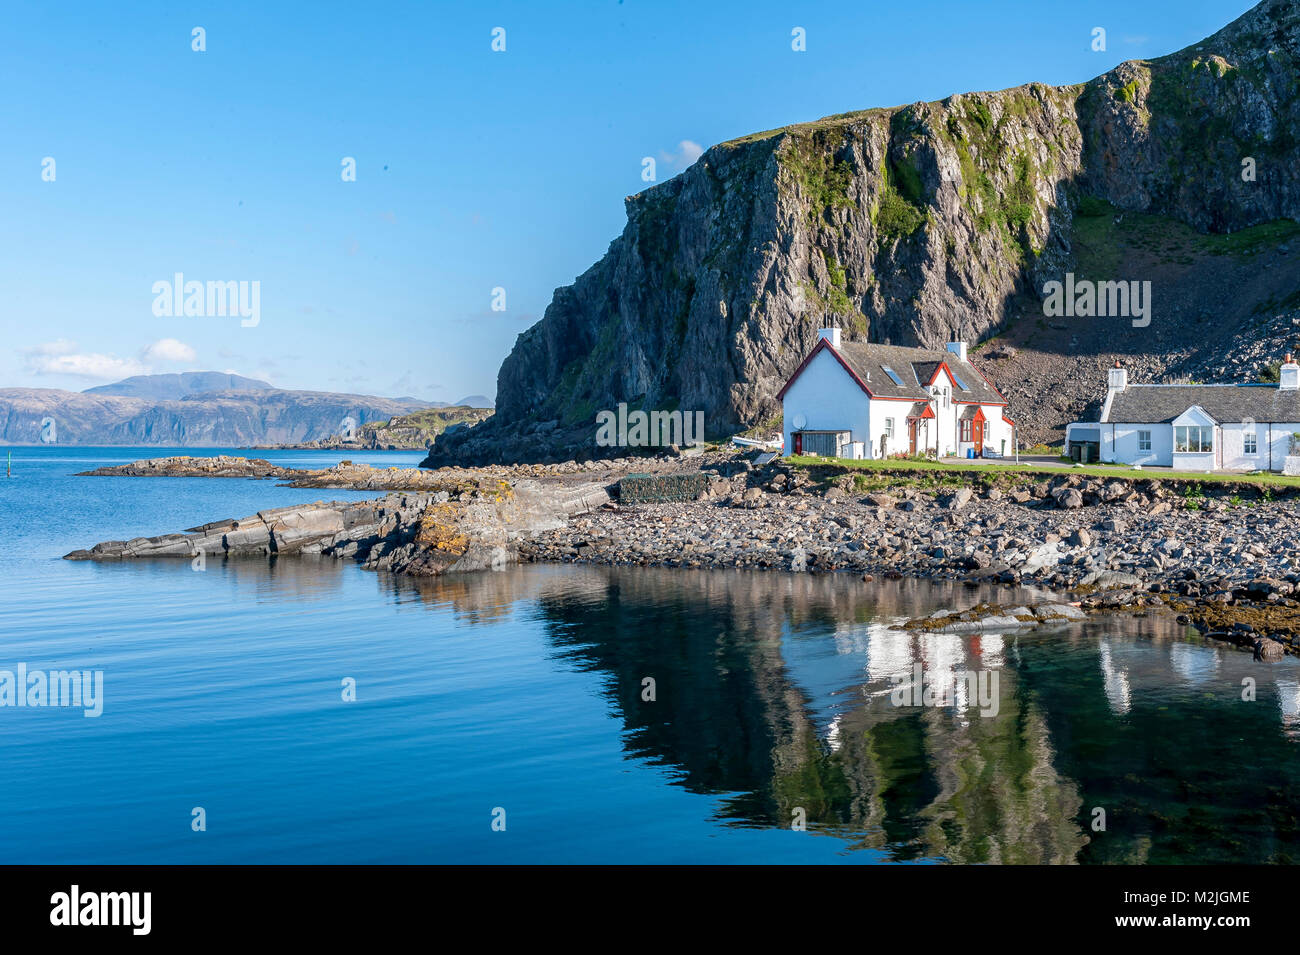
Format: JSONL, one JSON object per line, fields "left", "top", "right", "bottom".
{"left": 659, "top": 139, "right": 705, "bottom": 170}
{"left": 24, "top": 337, "right": 193, "bottom": 381}
{"left": 678, "top": 140, "right": 704, "bottom": 164}
{"left": 27, "top": 350, "right": 148, "bottom": 380}
{"left": 142, "top": 338, "right": 197, "bottom": 362}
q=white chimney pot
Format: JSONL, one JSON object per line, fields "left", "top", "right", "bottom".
{"left": 1280, "top": 353, "right": 1300, "bottom": 391}
{"left": 818, "top": 327, "right": 842, "bottom": 349}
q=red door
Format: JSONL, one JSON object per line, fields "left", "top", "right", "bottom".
{"left": 908, "top": 420, "right": 917, "bottom": 455}
{"left": 973, "top": 418, "right": 984, "bottom": 456}
{"left": 793, "top": 432, "right": 802, "bottom": 455}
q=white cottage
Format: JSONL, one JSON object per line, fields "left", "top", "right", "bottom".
{"left": 1070, "top": 356, "right": 1300, "bottom": 472}
{"left": 778, "top": 328, "right": 1015, "bottom": 460}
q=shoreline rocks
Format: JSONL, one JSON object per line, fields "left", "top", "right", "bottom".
{"left": 520, "top": 460, "right": 1300, "bottom": 656}
{"left": 75, "top": 452, "right": 730, "bottom": 491}
{"left": 65, "top": 451, "right": 1300, "bottom": 654}
{"left": 65, "top": 479, "right": 611, "bottom": 576}
{"left": 893, "top": 601, "right": 1090, "bottom": 633}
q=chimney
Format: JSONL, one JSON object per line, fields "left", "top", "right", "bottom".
{"left": 818, "top": 327, "right": 842, "bottom": 349}
{"left": 945, "top": 341, "right": 967, "bottom": 362}
{"left": 1108, "top": 360, "right": 1128, "bottom": 392}
{"left": 1280, "top": 353, "right": 1300, "bottom": 391}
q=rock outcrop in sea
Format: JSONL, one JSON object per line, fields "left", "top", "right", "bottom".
{"left": 66, "top": 478, "right": 609, "bottom": 576}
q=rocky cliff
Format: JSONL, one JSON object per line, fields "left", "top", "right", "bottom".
{"left": 286, "top": 406, "right": 494, "bottom": 451}
{"left": 430, "top": 0, "right": 1300, "bottom": 464}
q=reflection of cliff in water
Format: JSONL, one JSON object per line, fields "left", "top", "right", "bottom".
{"left": 453, "top": 565, "right": 1085, "bottom": 862}
{"left": 400, "top": 564, "right": 1300, "bottom": 864}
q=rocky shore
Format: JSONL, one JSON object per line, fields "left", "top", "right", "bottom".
{"left": 520, "top": 459, "right": 1300, "bottom": 656}
{"left": 76, "top": 452, "right": 712, "bottom": 490}
{"left": 65, "top": 451, "right": 1300, "bottom": 655}
{"left": 66, "top": 477, "right": 609, "bottom": 576}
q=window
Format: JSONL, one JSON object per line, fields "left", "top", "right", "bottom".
{"left": 881, "top": 366, "right": 905, "bottom": 387}
{"left": 949, "top": 371, "right": 970, "bottom": 392}
{"left": 1174, "top": 425, "right": 1213, "bottom": 453}
{"left": 884, "top": 418, "right": 895, "bottom": 437}
{"left": 1244, "top": 430, "right": 1258, "bottom": 455}
{"left": 1138, "top": 430, "right": 1151, "bottom": 452}
{"left": 960, "top": 419, "right": 973, "bottom": 442}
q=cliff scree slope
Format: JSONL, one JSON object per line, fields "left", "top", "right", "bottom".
{"left": 430, "top": 0, "right": 1300, "bottom": 464}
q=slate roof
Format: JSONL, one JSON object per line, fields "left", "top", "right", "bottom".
{"left": 1104, "top": 385, "right": 1300, "bottom": 424}
{"left": 823, "top": 341, "right": 1007, "bottom": 405}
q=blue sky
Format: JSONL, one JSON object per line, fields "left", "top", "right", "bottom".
{"left": 0, "top": 0, "right": 1256, "bottom": 402}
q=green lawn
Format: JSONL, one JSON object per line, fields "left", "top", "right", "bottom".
{"left": 785, "top": 455, "right": 1300, "bottom": 489}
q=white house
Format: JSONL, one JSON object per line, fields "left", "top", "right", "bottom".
{"left": 778, "top": 328, "right": 1015, "bottom": 460}
{"left": 1070, "top": 356, "right": 1300, "bottom": 472}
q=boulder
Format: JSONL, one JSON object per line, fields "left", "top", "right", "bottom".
{"left": 947, "top": 488, "right": 974, "bottom": 511}
{"left": 1254, "top": 638, "right": 1286, "bottom": 661}
{"left": 1080, "top": 569, "right": 1144, "bottom": 589}
{"left": 1034, "top": 603, "right": 1087, "bottom": 620}
{"left": 1052, "top": 488, "right": 1084, "bottom": 509}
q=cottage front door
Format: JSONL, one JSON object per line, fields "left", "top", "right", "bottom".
{"left": 972, "top": 418, "right": 984, "bottom": 456}
{"left": 908, "top": 420, "right": 917, "bottom": 455}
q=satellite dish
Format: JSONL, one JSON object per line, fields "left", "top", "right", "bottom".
{"left": 793, "top": 413, "right": 807, "bottom": 430}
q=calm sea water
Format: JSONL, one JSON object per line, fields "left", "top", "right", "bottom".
{"left": 1, "top": 445, "right": 1298, "bottom": 864}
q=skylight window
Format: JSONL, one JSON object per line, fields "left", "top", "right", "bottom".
{"left": 881, "top": 365, "right": 905, "bottom": 387}
{"left": 949, "top": 371, "right": 970, "bottom": 392}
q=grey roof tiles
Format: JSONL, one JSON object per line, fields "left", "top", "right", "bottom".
{"left": 1105, "top": 385, "right": 1300, "bottom": 424}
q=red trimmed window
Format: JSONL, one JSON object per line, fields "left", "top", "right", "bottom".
{"left": 960, "top": 420, "right": 972, "bottom": 442}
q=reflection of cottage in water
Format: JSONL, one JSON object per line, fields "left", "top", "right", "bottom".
{"left": 412, "top": 564, "right": 1300, "bottom": 864}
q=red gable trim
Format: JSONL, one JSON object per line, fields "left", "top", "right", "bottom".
{"left": 925, "top": 361, "right": 957, "bottom": 387}
{"left": 913, "top": 404, "right": 936, "bottom": 420}
{"left": 776, "top": 339, "right": 874, "bottom": 400}
{"left": 931, "top": 356, "right": 1011, "bottom": 407}
{"left": 972, "top": 406, "right": 986, "bottom": 424}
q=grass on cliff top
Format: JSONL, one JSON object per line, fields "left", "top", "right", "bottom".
{"left": 722, "top": 108, "right": 887, "bottom": 147}
{"left": 786, "top": 454, "right": 1300, "bottom": 489}
{"left": 360, "top": 406, "right": 493, "bottom": 435}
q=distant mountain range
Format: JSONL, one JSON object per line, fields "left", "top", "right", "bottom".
{"left": 84, "top": 372, "right": 276, "bottom": 401}
{"left": 0, "top": 372, "right": 494, "bottom": 446}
